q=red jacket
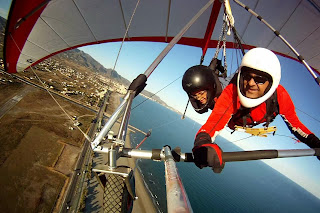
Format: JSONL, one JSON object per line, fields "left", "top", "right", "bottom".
{"left": 197, "top": 83, "right": 312, "bottom": 143}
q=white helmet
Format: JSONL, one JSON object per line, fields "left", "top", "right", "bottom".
{"left": 237, "top": 48, "right": 281, "bottom": 108}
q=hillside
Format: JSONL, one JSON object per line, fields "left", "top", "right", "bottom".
{"left": 53, "top": 48, "right": 168, "bottom": 107}
{"left": 53, "top": 49, "right": 130, "bottom": 86}
{"left": 0, "top": 16, "right": 168, "bottom": 108}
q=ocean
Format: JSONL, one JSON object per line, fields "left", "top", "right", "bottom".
{"left": 129, "top": 95, "right": 320, "bottom": 213}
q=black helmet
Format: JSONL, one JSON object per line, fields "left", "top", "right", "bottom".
{"left": 182, "top": 65, "right": 222, "bottom": 114}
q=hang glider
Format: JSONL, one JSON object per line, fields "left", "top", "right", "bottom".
{"left": 4, "top": 0, "right": 320, "bottom": 76}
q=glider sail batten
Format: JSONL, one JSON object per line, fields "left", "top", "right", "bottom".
{"left": 4, "top": 0, "right": 49, "bottom": 73}
{"left": 4, "top": 0, "right": 320, "bottom": 75}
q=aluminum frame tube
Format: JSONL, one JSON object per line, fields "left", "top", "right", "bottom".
{"left": 117, "top": 90, "right": 135, "bottom": 141}
{"left": 95, "top": 147, "right": 319, "bottom": 161}
{"left": 223, "top": 149, "right": 318, "bottom": 162}
{"left": 93, "top": 146, "right": 109, "bottom": 154}
{"left": 92, "top": 0, "right": 215, "bottom": 147}
{"left": 233, "top": 0, "right": 319, "bottom": 82}
{"left": 125, "top": 149, "right": 157, "bottom": 159}
{"left": 108, "top": 147, "right": 117, "bottom": 169}
{"left": 163, "top": 146, "right": 193, "bottom": 213}
{"left": 91, "top": 92, "right": 130, "bottom": 149}
{"left": 143, "top": 0, "right": 215, "bottom": 78}
{"left": 277, "top": 149, "right": 316, "bottom": 158}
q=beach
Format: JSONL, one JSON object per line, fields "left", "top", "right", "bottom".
{"left": 108, "top": 92, "right": 157, "bottom": 213}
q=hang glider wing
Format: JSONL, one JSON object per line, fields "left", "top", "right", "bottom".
{"left": 4, "top": 0, "right": 320, "bottom": 74}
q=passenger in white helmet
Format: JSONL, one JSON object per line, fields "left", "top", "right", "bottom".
{"left": 190, "top": 48, "right": 320, "bottom": 173}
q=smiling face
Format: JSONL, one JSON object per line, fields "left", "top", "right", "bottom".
{"left": 191, "top": 90, "right": 208, "bottom": 105}
{"left": 242, "top": 72, "right": 270, "bottom": 99}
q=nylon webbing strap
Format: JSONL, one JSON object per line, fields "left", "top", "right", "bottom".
{"left": 265, "top": 91, "right": 278, "bottom": 127}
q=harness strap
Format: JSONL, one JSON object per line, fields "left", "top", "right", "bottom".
{"left": 264, "top": 91, "right": 279, "bottom": 127}
{"left": 232, "top": 91, "right": 279, "bottom": 128}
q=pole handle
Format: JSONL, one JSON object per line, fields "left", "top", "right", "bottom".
{"left": 182, "top": 148, "right": 320, "bottom": 163}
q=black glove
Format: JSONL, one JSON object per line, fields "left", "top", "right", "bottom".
{"left": 305, "top": 134, "right": 320, "bottom": 160}
{"left": 172, "top": 146, "right": 181, "bottom": 162}
{"left": 194, "top": 132, "right": 212, "bottom": 147}
{"left": 192, "top": 132, "right": 225, "bottom": 173}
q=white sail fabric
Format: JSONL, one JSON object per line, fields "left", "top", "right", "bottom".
{"left": 5, "top": 0, "right": 320, "bottom": 73}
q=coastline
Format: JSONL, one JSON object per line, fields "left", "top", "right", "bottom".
{"left": 109, "top": 92, "right": 157, "bottom": 213}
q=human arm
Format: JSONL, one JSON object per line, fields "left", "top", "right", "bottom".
{"left": 197, "top": 84, "right": 237, "bottom": 138}
{"left": 277, "top": 86, "right": 320, "bottom": 153}
{"left": 192, "top": 84, "right": 236, "bottom": 172}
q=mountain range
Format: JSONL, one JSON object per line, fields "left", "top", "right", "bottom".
{"left": 0, "top": 15, "right": 168, "bottom": 107}
{"left": 53, "top": 48, "right": 168, "bottom": 107}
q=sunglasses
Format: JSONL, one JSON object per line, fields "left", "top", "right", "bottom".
{"left": 242, "top": 73, "right": 269, "bottom": 85}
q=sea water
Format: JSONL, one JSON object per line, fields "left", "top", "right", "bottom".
{"left": 129, "top": 95, "right": 320, "bottom": 213}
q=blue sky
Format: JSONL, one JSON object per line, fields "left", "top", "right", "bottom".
{"left": 80, "top": 41, "right": 320, "bottom": 199}
{"left": 0, "top": 0, "right": 10, "bottom": 18}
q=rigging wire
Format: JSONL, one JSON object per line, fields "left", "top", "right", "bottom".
{"left": 131, "top": 75, "right": 182, "bottom": 110}
{"left": 274, "top": 133, "right": 296, "bottom": 138}
{"left": 119, "top": 0, "right": 215, "bottom": 132}
{"left": 111, "top": 0, "right": 140, "bottom": 77}
{"left": 229, "top": 24, "right": 320, "bottom": 125}
{"left": 233, "top": 0, "right": 320, "bottom": 85}
{"left": 266, "top": 0, "right": 302, "bottom": 49}
{"left": 9, "top": 34, "right": 92, "bottom": 141}
{"left": 296, "top": 107, "right": 320, "bottom": 124}
{"left": 128, "top": 1, "right": 318, "bottom": 144}
{"left": 239, "top": 0, "right": 258, "bottom": 41}
{"left": 273, "top": 133, "right": 302, "bottom": 143}
{"left": 72, "top": 0, "right": 99, "bottom": 42}
{"left": 226, "top": 24, "right": 320, "bottom": 126}
{"left": 5, "top": 1, "right": 145, "bottom": 141}
{"left": 230, "top": 133, "right": 301, "bottom": 143}
{"left": 229, "top": 29, "right": 244, "bottom": 76}
{"left": 225, "top": 127, "right": 306, "bottom": 144}
{"left": 149, "top": 117, "right": 181, "bottom": 132}
{"left": 129, "top": 74, "right": 191, "bottom": 132}
{"left": 144, "top": 0, "right": 215, "bottom": 78}
{"left": 295, "top": 26, "right": 320, "bottom": 56}
{"left": 6, "top": 0, "right": 318, "bottom": 146}
{"left": 6, "top": 0, "right": 141, "bottom": 142}
{"left": 231, "top": 135, "right": 254, "bottom": 143}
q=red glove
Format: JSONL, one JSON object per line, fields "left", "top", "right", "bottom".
{"left": 193, "top": 132, "right": 225, "bottom": 173}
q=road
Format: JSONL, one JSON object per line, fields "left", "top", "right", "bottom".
{"left": 0, "top": 86, "right": 35, "bottom": 119}
{"left": 3, "top": 72, "right": 147, "bottom": 136}
{"left": 1, "top": 69, "right": 147, "bottom": 212}
{"left": 60, "top": 93, "right": 110, "bottom": 212}
{"left": 11, "top": 74, "right": 98, "bottom": 114}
